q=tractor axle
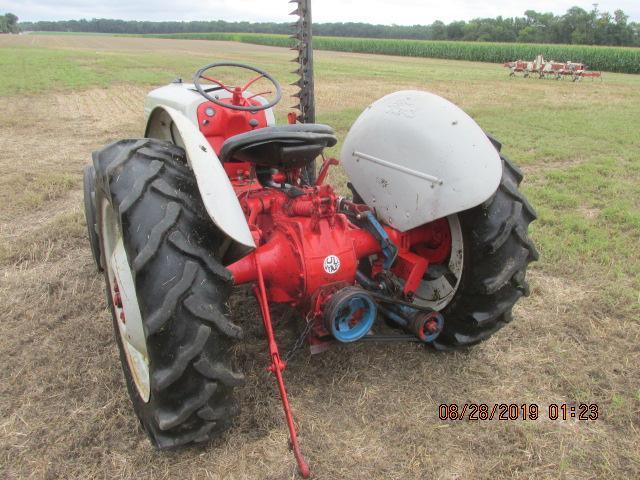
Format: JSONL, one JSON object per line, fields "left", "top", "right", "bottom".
{"left": 227, "top": 183, "right": 451, "bottom": 310}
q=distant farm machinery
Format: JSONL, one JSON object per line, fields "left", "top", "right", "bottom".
{"left": 504, "top": 54, "right": 602, "bottom": 81}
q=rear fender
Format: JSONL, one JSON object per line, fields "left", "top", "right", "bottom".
{"left": 341, "top": 91, "right": 502, "bottom": 231}
{"left": 145, "top": 105, "right": 255, "bottom": 261}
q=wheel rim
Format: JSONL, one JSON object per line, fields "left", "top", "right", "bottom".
{"left": 412, "top": 214, "right": 464, "bottom": 311}
{"left": 100, "top": 199, "right": 150, "bottom": 402}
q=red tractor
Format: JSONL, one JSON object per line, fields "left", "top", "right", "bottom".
{"left": 83, "top": 1, "right": 537, "bottom": 476}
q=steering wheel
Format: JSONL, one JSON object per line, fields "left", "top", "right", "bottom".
{"left": 193, "top": 62, "right": 282, "bottom": 112}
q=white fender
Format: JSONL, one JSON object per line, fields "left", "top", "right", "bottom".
{"left": 341, "top": 90, "right": 502, "bottom": 231}
{"left": 145, "top": 105, "right": 255, "bottom": 260}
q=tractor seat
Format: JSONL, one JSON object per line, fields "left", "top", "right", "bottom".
{"left": 219, "top": 124, "right": 337, "bottom": 168}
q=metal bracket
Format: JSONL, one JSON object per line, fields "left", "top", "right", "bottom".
{"left": 359, "top": 211, "right": 398, "bottom": 269}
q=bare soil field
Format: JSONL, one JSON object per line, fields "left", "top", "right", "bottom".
{"left": 1, "top": 34, "right": 639, "bottom": 479}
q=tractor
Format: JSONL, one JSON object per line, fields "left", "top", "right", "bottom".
{"left": 82, "top": 1, "right": 537, "bottom": 476}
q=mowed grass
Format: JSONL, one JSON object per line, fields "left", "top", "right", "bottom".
{"left": 0, "top": 46, "right": 188, "bottom": 95}
{"left": 0, "top": 34, "right": 639, "bottom": 478}
{"left": 150, "top": 32, "right": 640, "bottom": 73}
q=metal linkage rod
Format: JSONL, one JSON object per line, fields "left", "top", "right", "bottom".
{"left": 252, "top": 254, "right": 311, "bottom": 478}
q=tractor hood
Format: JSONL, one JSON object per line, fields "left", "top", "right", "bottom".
{"left": 341, "top": 90, "right": 502, "bottom": 231}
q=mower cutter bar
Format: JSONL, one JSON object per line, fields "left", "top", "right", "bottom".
{"left": 289, "top": 0, "right": 315, "bottom": 124}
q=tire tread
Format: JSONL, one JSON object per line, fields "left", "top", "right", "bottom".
{"left": 436, "top": 146, "right": 537, "bottom": 348}
{"left": 93, "top": 138, "right": 240, "bottom": 448}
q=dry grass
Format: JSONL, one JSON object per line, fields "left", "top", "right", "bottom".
{"left": 0, "top": 35, "right": 639, "bottom": 480}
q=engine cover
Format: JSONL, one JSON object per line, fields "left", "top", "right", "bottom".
{"left": 341, "top": 90, "right": 502, "bottom": 231}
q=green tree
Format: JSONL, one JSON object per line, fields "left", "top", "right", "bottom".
{"left": 430, "top": 20, "right": 446, "bottom": 40}
{"left": 14, "top": 7, "right": 640, "bottom": 46}
{"left": 446, "top": 21, "right": 465, "bottom": 40}
{"left": 612, "top": 10, "right": 633, "bottom": 46}
{"left": 2, "top": 13, "right": 19, "bottom": 33}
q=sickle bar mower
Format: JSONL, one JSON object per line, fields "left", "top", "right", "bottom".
{"left": 83, "top": 0, "right": 538, "bottom": 476}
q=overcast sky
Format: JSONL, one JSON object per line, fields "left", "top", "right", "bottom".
{"left": 3, "top": 0, "right": 639, "bottom": 24}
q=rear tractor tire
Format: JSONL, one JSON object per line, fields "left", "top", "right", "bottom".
{"left": 92, "top": 138, "right": 245, "bottom": 448}
{"left": 83, "top": 164, "right": 102, "bottom": 272}
{"left": 412, "top": 136, "right": 538, "bottom": 348}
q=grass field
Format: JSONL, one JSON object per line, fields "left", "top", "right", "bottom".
{"left": 0, "top": 34, "right": 639, "bottom": 479}
{"left": 145, "top": 32, "right": 640, "bottom": 74}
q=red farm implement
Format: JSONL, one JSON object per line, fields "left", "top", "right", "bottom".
{"left": 504, "top": 54, "right": 602, "bottom": 81}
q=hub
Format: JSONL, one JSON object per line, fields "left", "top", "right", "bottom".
{"left": 323, "top": 286, "right": 377, "bottom": 343}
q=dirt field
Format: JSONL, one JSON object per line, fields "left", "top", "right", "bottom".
{"left": 1, "top": 34, "right": 639, "bottom": 479}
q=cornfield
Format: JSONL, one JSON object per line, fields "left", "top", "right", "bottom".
{"left": 146, "top": 32, "right": 640, "bottom": 74}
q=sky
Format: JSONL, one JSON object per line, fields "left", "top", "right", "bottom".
{"left": 2, "top": 0, "right": 639, "bottom": 24}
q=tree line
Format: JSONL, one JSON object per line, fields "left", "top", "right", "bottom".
{"left": 12, "top": 6, "right": 640, "bottom": 47}
{"left": 0, "top": 13, "right": 19, "bottom": 33}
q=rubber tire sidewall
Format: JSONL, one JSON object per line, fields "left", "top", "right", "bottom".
{"left": 83, "top": 164, "right": 102, "bottom": 272}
